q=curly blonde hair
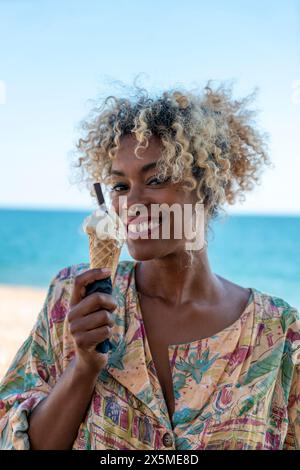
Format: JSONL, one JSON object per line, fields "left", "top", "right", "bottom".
{"left": 72, "top": 78, "right": 271, "bottom": 236}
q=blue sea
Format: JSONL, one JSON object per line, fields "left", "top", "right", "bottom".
{"left": 0, "top": 208, "right": 299, "bottom": 310}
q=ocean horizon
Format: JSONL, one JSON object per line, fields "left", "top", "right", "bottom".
{"left": 0, "top": 208, "right": 299, "bottom": 310}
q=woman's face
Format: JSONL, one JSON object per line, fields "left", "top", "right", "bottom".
{"left": 109, "top": 134, "right": 201, "bottom": 261}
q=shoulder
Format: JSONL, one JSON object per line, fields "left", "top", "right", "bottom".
{"left": 46, "top": 262, "right": 90, "bottom": 304}
{"left": 252, "top": 287, "right": 300, "bottom": 364}
{"left": 252, "top": 287, "right": 299, "bottom": 326}
{"left": 45, "top": 261, "right": 136, "bottom": 363}
{"left": 45, "top": 260, "right": 136, "bottom": 322}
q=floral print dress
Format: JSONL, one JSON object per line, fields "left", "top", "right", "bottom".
{"left": 0, "top": 260, "right": 299, "bottom": 450}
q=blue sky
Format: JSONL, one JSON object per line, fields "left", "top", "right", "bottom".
{"left": 0, "top": 0, "right": 299, "bottom": 213}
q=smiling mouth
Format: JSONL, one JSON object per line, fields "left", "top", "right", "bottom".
{"left": 126, "top": 217, "right": 162, "bottom": 238}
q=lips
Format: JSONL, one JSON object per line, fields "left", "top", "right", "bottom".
{"left": 126, "top": 216, "right": 162, "bottom": 236}
{"left": 127, "top": 217, "right": 161, "bottom": 233}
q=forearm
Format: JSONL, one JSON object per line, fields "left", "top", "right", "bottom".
{"left": 28, "top": 357, "right": 99, "bottom": 450}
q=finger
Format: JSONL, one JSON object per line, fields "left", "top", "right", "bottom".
{"left": 68, "top": 292, "right": 117, "bottom": 321}
{"left": 69, "top": 310, "right": 114, "bottom": 335}
{"left": 75, "top": 326, "right": 113, "bottom": 350}
{"left": 70, "top": 268, "right": 111, "bottom": 307}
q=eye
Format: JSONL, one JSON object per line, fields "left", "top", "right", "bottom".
{"left": 110, "top": 183, "right": 129, "bottom": 193}
{"left": 147, "top": 175, "right": 171, "bottom": 186}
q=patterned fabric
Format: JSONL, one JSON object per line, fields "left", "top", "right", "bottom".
{"left": 0, "top": 260, "right": 299, "bottom": 450}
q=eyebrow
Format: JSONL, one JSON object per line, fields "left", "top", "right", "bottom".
{"left": 110, "top": 161, "right": 157, "bottom": 177}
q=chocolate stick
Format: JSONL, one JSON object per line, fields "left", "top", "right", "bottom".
{"left": 93, "top": 182, "right": 105, "bottom": 207}
{"left": 93, "top": 182, "right": 109, "bottom": 214}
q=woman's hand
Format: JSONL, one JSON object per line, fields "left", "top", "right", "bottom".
{"left": 68, "top": 268, "right": 117, "bottom": 375}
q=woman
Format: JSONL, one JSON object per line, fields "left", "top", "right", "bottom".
{"left": 0, "top": 83, "right": 299, "bottom": 450}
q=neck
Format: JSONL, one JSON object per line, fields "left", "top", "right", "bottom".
{"left": 135, "top": 247, "right": 224, "bottom": 307}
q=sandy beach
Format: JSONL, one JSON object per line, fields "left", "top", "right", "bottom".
{"left": 0, "top": 284, "right": 47, "bottom": 380}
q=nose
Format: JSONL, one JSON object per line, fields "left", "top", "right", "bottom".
{"left": 127, "top": 185, "right": 149, "bottom": 217}
{"left": 124, "top": 184, "right": 152, "bottom": 220}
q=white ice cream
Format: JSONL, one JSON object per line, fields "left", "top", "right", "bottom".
{"left": 82, "top": 206, "right": 126, "bottom": 247}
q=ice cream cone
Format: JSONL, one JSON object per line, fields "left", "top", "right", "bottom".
{"left": 82, "top": 196, "right": 126, "bottom": 285}
{"left": 87, "top": 228, "right": 121, "bottom": 282}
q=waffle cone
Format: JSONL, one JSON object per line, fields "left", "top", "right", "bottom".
{"left": 87, "top": 231, "right": 121, "bottom": 282}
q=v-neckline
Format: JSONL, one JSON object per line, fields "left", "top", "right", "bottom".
{"left": 130, "top": 260, "right": 256, "bottom": 428}
{"left": 132, "top": 260, "right": 256, "bottom": 348}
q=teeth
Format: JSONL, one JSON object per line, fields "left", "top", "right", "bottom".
{"left": 140, "top": 222, "right": 148, "bottom": 232}
{"left": 150, "top": 221, "right": 160, "bottom": 230}
{"left": 128, "top": 223, "right": 138, "bottom": 233}
{"left": 128, "top": 220, "right": 160, "bottom": 233}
